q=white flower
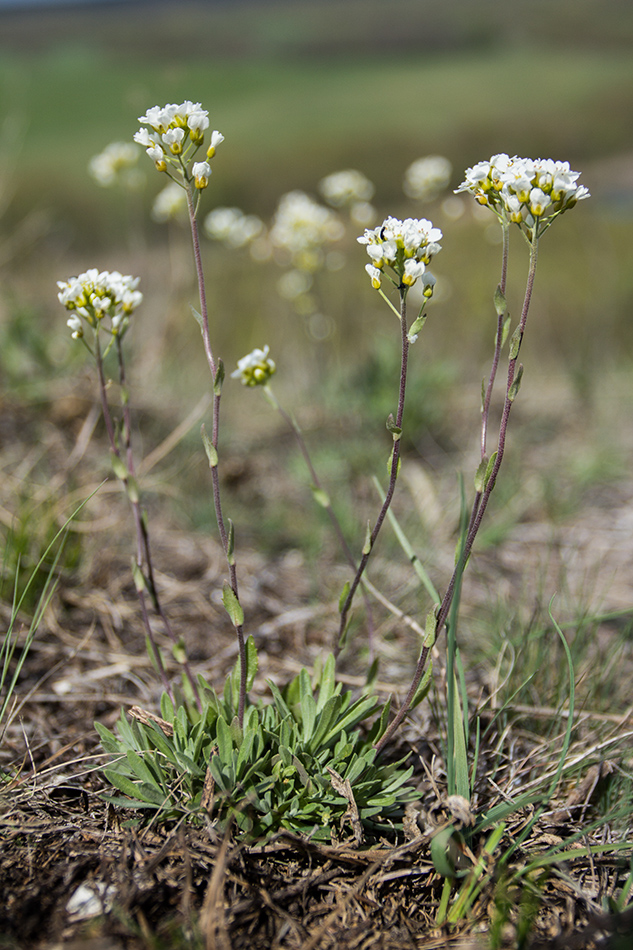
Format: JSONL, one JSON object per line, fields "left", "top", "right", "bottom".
{"left": 358, "top": 215, "right": 442, "bottom": 292}
{"left": 207, "top": 130, "right": 224, "bottom": 158}
{"left": 270, "top": 191, "right": 344, "bottom": 269}
{"left": 204, "top": 207, "right": 264, "bottom": 248}
{"left": 192, "top": 161, "right": 212, "bottom": 189}
{"left": 152, "top": 182, "right": 188, "bottom": 222}
{"left": 319, "top": 170, "right": 375, "bottom": 208}
{"left": 402, "top": 258, "right": 426, "bottom": 286}
{"left": 403, "top": 156, "right": 452, "bottom": 201}
{"left": 57, "top": 269, "right": 142, "bottom": 339}
{"left": 88, "top": 142, "right": 140, "bottom": 188}
{"left": 231, "top": 345, "right": 276, "bottom": 387}
{"left": 365, "top": 264, "right": 382, "bottom": 289}
{"left": 455, "top": 154, "right": 589, "bottom": 235}
{"left": 135, "top": 102, "right": 222, "bottom": 182}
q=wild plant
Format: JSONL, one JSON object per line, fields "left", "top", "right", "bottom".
{"left": 58, "top": 103, "right": 594, "bottom": 857}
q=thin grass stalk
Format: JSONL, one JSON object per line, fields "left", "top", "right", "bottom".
{"left": 338, "top": 287, "right": 410, "bottom": 642}
{"left": 376, "top": 235, "right": 540, "bottom": 753}
{"left": 263, "top": 385, "right": 376, "bottom": 653}
{"left": 185, "top": 187, "right": 246, "bottom": 725}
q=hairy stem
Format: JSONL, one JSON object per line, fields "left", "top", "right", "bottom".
{"left": 186, "top": 187, "right": 246, "bottom": 725}
{"left": 94, "top": 334, "right": 173, "bottom": 701}
{"left": 116, "top": 338, "right": 201, "bottom": 709}
{"left": 376, "top": 234, "right": 540, "bottom": 753}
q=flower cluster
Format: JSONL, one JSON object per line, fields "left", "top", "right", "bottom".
{"left": 231, "top": 346, "right": 276, "bottom": 387}
{"left": 57, "top": 269, "right": 142, "bottom": 340}
{"left": 204, "top": 207, "right": 264, "bottom": 249}
{"left": 403, "top": 155, "right": 452, "bottom": 202}
{"left": 358, "top": 216, "right": 442, "bottom": 292}
{"left": 455, "top": 154, "right": 590, "bottom": 237}
{"left": 88, "top": 142, "right": 142, "bottom": 189}
{"left": 270, "top": 191, "right": 344, "bottom": 271}
{"left": 318, "top": 170, "right": 376, "bottom": 225}
{"left": 133, "top": 101, "right": 223, "bottom": 190}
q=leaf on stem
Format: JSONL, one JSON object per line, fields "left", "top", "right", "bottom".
{"left": 362, "top": 520, "right": 372, "bottom": 556}
{"left": 201, "top": 424, "right": 218, "bottom": 468}
{"left": 222, "top": 582, "right": 244, "bottom": 628}
{"left": 213, "top": 359, "right": 225, "bottom": 397}
{"left": 508, "top": 365, "right": 524, "bottom": 402}
{"left": 311, "top": 485, "right": 331, "bottom": 508}
{"left": 508, "top": 326, "right": 523, "bottom": 361}
{"left": 110, "top": 451, "right": 129, "bottom": 482}
{"left": 338, "top": 581, "right": 350, "bottom": 614}
{"left": 386, "top": 414, "right": 402, "bottom": 439}
{"left": 226, "top": 519, "right": 236, "bottom": 566}
{"left": 494, "top": 284, "right": 507, "bottom": 317}
{"left": 191, "top": 306, "right": 204, "bottom": 331}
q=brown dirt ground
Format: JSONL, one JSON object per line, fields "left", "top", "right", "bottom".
{"left": 1, "top": 382, "right": 632, "bottom": 950}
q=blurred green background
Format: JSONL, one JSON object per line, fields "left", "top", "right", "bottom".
{"left": 1, "top": 0, "right": 633, "bottom": 518}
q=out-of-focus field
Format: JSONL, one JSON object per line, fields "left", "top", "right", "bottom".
{"left": 1, "top": 0, "right": 633, "bottom": 574}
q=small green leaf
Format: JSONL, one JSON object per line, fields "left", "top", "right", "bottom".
{"left": 216, "top": 716, "right": 233, "bottom": 766}
{"left": 311, "top": 485, "right": 331, "bottom": 508}
{"left": 226, "top": 520, "right": 236, "bottom": 567}
{"left": 430, "top": 826, "right": 462, "bottom": 879}
{"left": 407, "top": 312, "right": 427, "bottom": 342}
{"left": 508, "top": 364, "right": 524, "bottom": 402}
{"left": 501, "top": 313, "right": 512, "bottom": 348}
{"left": 494, "top": 284, "right": 507, "bottom": 316}
{"left": 386, "top": 414, "right": 402, "bottom": 438}
{"left": 362, "top": 520, "right": 372, "bottom": 556}
{"left": 172, "top": 638, "right": 187, "bottom": 664}
{"left": 244, "top": 635, "right": 258, "bottom": 691}
{"left": 316, "top": 654, "right": 337, "bottom": 712}
{"left": 201, "top": 425, "right": 218, "bottom": 468}
{"left": 483, "top": 451, "right": 498, "bottom": 489}
{"left": 474, "top": 456, "right": 488, "bottom": 493}
{"left": 110, "top": 451, "right": 128, "bottom": 482}
{"left": 338, "top": 581, "right": 350, "bottom": 614}
{"left": 508, "top": 325, "right": 523, "bottom": 360}
{"left": 214, "top": 359, "right": 225, "bottom": 397}
{"left": 191, "top": 305, "right": 204, "bottom": 330}
{"left": 222, "top": 582, "right": 244, "bottom": 627}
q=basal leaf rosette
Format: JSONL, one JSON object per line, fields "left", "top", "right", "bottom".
{"left": 133, "top": 100, "right": 224, "bottom": 192}
{"left": 57, "top": 268, "right": 142, "bottom": 342}
{"left": 455, "top": 154, "right": 590, "bottom": 239}
{"left": 358, "top": 215, "right": 442, "bottom": 295}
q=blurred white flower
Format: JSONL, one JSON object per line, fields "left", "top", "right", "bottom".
{"left": 204, "top": 207, "right": 264, "bottom": 248}
{"left": 319, "top": 169, "right": 375, "bottom": 208}
{"left": 88, "top": 141, "right": 141, "bottom": 188}
{"left": 403, "top": 156, "right": 452, "bottom": 202}
{"left": 231, "top": 345, "right": 276, "bottom": 387}
{"left": 152, "top": 182, "right": 188, "bottom": 222}
{"left": 270, "top": 191, "right": 344, "bottom": 270}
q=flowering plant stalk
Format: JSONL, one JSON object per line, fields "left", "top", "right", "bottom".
{"left": 134, "top": 103, "right": 250, "bottom": 726}
{"left": 369, "top": 155, "right": 589, "bottom": 753}
{"left": 57, "top": 269, "right": 200, "bottom": 706}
